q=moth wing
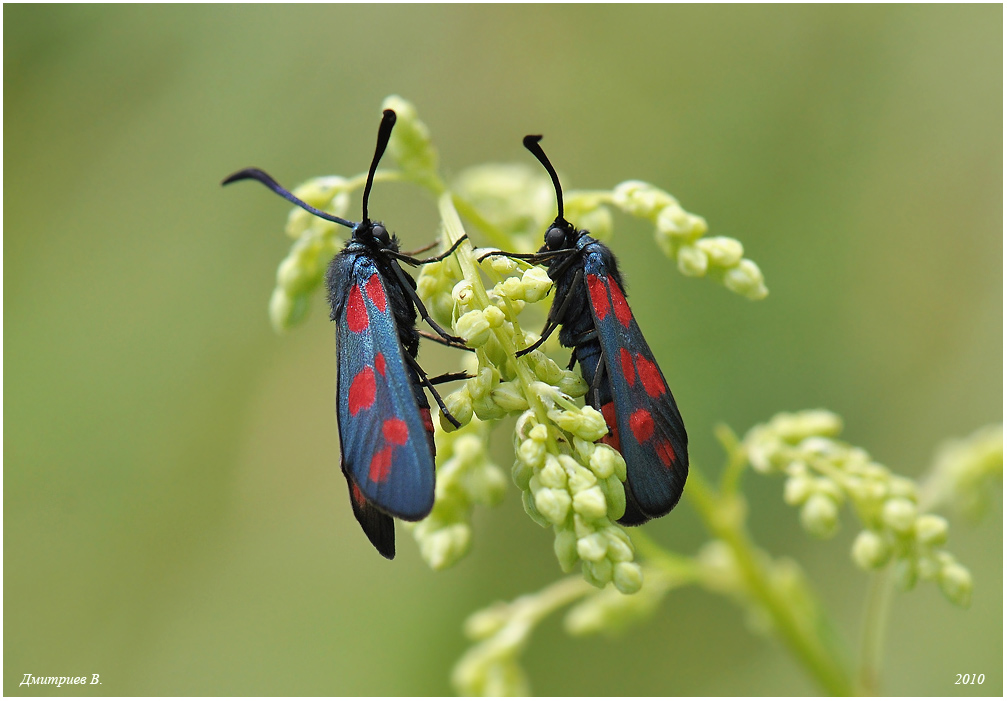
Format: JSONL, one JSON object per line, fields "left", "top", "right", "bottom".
{"left": 585, "top": 265, "right": 688, "bottom": 521}
{"left": 335, "top": 263, "right": 436, "bottom": 523}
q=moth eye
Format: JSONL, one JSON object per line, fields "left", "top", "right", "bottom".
{"left": 545, "top": 226, "right": 566, "bottom": 250}
{"left": 372, "top": 224, "right": 390, "bottom": 245}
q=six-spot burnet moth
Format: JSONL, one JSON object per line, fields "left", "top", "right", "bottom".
{"left": 222, "top": 109, "right": 468, "bottom": 559}
{"left": 487, "top": 135, "right": 688, "bottom": 524}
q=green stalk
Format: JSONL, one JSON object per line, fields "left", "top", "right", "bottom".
{"left": 686, "top": 469, "right": 855, "bottom": 696}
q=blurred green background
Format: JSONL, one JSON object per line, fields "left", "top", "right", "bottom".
{"left": 5, "top": 5, "right": 1001, "bottom": 696}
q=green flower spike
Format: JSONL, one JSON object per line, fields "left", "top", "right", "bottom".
{"left": 406, "top": 418, "right": 506, "bottom": 570}
{"left": 248, "top": 97, "right": 1006, "bottom": 697}
{"left": 742, "top": 410, "right": 976, "bottom": 607}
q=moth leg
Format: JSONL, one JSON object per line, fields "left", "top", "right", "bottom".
{"left": 418, "top": 329, "right": 474, "bottom": 351}
{"left": 516, "top": 267, "right": 585, "bottom": 358}
{"left": 387, "top": 259, "right": 466, "bottom": 345}
{"left": 403, "top": 352, "right": 462, "bottom": 428}
{"left": 397, "top": 240, "right": 440, "bottom": 257}
{"left": 427, "top": 371, "right": 472, "bottom": 386}
{"left": 383, "top": 234, "right": 468, "bottom": 266}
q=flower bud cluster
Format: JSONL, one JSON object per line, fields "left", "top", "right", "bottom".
{"left": 415, "top": 253, "right": 463, "bottom": 330}
{"left": 610, "top": 180, "right": 768, "bottom": 301}
{"left": 564, "top": 567, "right": 676, "bottom": 636}
{"left": 382, "top": 95, "right": 439, "bottom": 186}
{"left": 452, "top": 163, "right": 555, "bottom": 242}
{"left": 513, "top": 403, "right": 643, "bottom": 595}
{"left": 924, "top": 423, "right": 1003, "bottom": 520}
{"left": 407, "top": 418, "right": 506, "bottom": 570}
{"left": 269, "top": 178, "right": 351, "bottom": 331}
{"left": 744, "top": 410, "right": 974, "bottom": 607}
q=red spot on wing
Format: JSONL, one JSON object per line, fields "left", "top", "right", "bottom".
{"left": 351, "top": 482, "right": 366, "bottom": 506}
{"left": 382, "top": 417, "right": 409, "bottom": 446}
{"left": 419, "top": 408, "right": 435, "bottom": 453}
{"left": 587, "top": 274, "right": 610, "bottom": 320}
{"left": 419, "top": 408, "right": 434, "bottom": 435}
{"left": 599, "top": 401, "right": 621, "bottom": 452}
{"left": 629, "top": 409, "right": 655, "bottom": 443}
{"left": 375, "top": 352, "right": 386, "bottom": 377}
{"left": 635, "top": 354, "right": 666, "bottom": 398}
{"left": 365, "top": 274, "right": 387, "bottom": 312}
{"left": 369, "top": 446, "right": 393, "bottom": 483}
{"left": 620, "top": 348, "right": 636, "bottom": 387}
{"left": 346, "top": 284, "right": 369, "bottom": 332}
{"left": 348, "top": 366, "right": 376, "bottom": 415}
{"left": 607, "top": 279, "right": 633, "bottom": 328}
{"left": 655, "top": 438, "right": 676, "bottom": 468}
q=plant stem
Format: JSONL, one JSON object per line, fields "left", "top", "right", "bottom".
{"left": 857, "top": 566, "right": 893, "bottom": 695}
{"left": 687, "top": 469, "right": 855, "bottom": 696}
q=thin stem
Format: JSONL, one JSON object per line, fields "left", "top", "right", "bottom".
{"left": 437, "top": 193, "right": 560, "bottom": 453}
{"left": 857, "top": 566, "right": 894, "bottom": 695}
{"left": 686, "top": 469, "right": 855, "bottom": 696}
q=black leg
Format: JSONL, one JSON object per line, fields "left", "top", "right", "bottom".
{"left": 476, "top": 247, "right": 575, "bottom": 263}
{"left": 418, "top": 329, "right": 474, "bottom": 351}
{"left": 403, "top": 352, "right": 461, "bottom": 428}
{"left": 388, "top": 260, "right": 466, "bottom": 345}
{"left": 383, "top": 235, "right": 468, "bottom": 266}
{"left": 515, "top": 267, "right": 584, "bottom": 358}
{"left": 398, "top": 240, "right": 440, "bottom": 257}
{"left": 428, "top": 371, "right": 472, "bottom": 386}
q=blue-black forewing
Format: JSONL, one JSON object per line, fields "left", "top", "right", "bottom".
{"left": 334, "top": 256, "right": 436, "bottom": 523}
{"left": 342, "top": 466, "right": 395, "bottom": 559}
{"left": 583, "top": 253, "right": 688, "bottom": 521}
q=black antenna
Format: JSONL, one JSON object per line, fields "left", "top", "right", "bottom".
{"left": 362, "top": 109, "right": 397, "bottom": 223}
{"left": 222, "top": 109, "right": 399, "bottom": 230}
{"left": 221, "top": 167, "right": 356, "bottom": 229}
{"left": 523, "top": 134, "right": 564, "bottom": 221}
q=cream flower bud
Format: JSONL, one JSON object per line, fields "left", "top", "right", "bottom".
{"left": 938, "top": 562, "right": 973, "bottom": 607}
{"left": 696, "top": 236, "right": 744, "bottom": 268}
{"left": 491, "top": 381, "right": 529, "bottom": 412}
{"left": 603, "top": 475, "right": 627, "bottom": 520}
{"left": 573, "top": 486, "right": 608, "bottom": 520}
{"left": 382, "top": 95, "right": 438, "bottom": 180}
{"left": 495, "top": 276, "right": 526, "bottom": 300}
{"left": 441, "top": 389, "right": 473, "bottom": 431}
{"left": 914, "top": 514, "right": 949, "bottom": 546}
{"left": 517, "top": 437, "right": 545, "bottom": 471}
{"left": 483, "top": 304, "right": 506, "bottom": 328}
{"left": 452, "top": 279, "right": 476, "bottom": 307}
{"left": 269, "top": 288, "right": 307, "bottom": 332}
{"left": 851, "top": 529, "right": 891, "bottom": 570}
{"left": 800, "top": 494, "right": 839, "bottom": 538}
{"left": 677, "top": 244, "right": 709, "bottom": 277}
{"left": 419, "top": 524, "right": 471, "bottom": 570}
{"left": 656, "top": 203, "right": 696, "bottom": 238}
{"left": 881, "top": 497, "right": 917, "bottom": 535}
{"left": 538, "top": 455, "right": 568, "bottom": 489}
{"left": 554, "top": 529, "right": 579, "bottom": 572}
{"left": 613, "top": 561, "right": 644, "bottom": 594}
{"left": 488, "top": 254, "right": 519, "bottom": 276}
{"left": 456, "top": 309, "right": 490, "bottom": 346}
{"left": 724, "top": 259, "right": 769, "bottom": 300}
{"left": 535, "top": 487, "right": 572, "bottom": 525}
{"left": 585, "top": 558, "right": 613, "bottom": 587}
{"left": 613, "top": 180, "right": 677, "bottom": 219}
{"left": 603, "top": 527, "right": 634, "bottom": 562}
{"left": 520, "top": 266, "right": 553, "bottom": 303}
{"left": 576, "top": 533, "right": 608, "bottom": 562}
{"left": 783, "top": 475, "right": 815, "bottom": 505}
{"left": 557, "top": 370, "right": 589, "bottom": 397}
{"left": 463, "top": 604, "right": 509, "bottom": 640}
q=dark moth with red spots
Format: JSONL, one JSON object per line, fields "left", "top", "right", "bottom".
{"left": 223, "top": 110, "right": 466, "bottom": 558}
{"left": 501, "top": 135, "right": 688, "bottom": 524}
